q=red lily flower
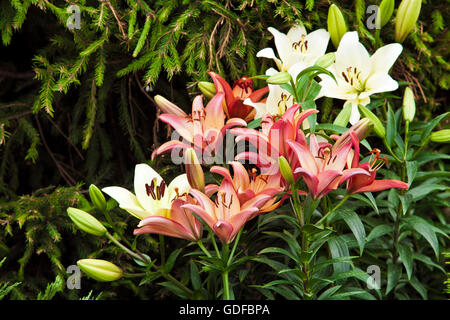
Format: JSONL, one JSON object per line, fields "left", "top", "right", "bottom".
{"left": 152, "top": 93, "right": 246, "bottom": 162}
{"left": 288, "top": 134, "right": 370, "bottom": 199}
{"left": 209, "top": 161, "right": 285, "bottom": 213}
{"left": 209, "top": 72, "right": 269, "bottom": 122}
{"left": 344, "top": 132, "right": 409, "bottom": 193}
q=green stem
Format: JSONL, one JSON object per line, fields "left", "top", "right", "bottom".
{"left": 210, "top": 231, "right": 221, "bottom": 259}
{"left": 383, "top": 138, "right": 402, "bottom": 163}
{"left": 197, "top": 240, "right": 212, "bottom": 258}
{"left": 159, "top": 234, "right": 165, "bottom": 265}
{"left": 227, "top": 228, "right": 242, "bottom": 266}
{"left": 106, "top": 232, "right": 149, "bottom": 264}
{"left": 222, "top": 242, "right": 230, "bottom": 300}
{"left": 403, "top": 120, "right": 410, "bottom": 160}
{"left": 106, "top": 233, "right": 193, "bottom": 297}
{"left": 316, "top": 194, "right": 350, "bottom": 225}
{"left": 290, "top": 78, "right": 300, "bottom": 104}
{"left": 291, "top": 185, "right": 304, "bottom": 226}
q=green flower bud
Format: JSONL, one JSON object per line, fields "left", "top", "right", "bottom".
{"left": 328, "top": 4, "right": 348, "bottom": 48}
{"left": 358, "top": 105, "right": 386, "bottom": 138}
{"left": 402, "top": 87, "right": 416, "bottom": 122}
{"left": 89, "top": 184, "right": 106, "bottom": 212}
{"left": 154, "top": 95, "right": 186, "bottom": 117}
{"left": 184, "top": 148, "right": 205, "bottom": 193}
{"left": 198, "top": 81, "right": 216, "bottom": 99}
{"left": 377, "top": 0, "right": 395, "bottom": 28}
{"left": 333, "top": 103, "right": 352, "bottom": 127}
{"left": 430, "top": 129, "right": 450, "bottom": 143}
{"left": 395, "top": 0, "right": 422, "bottom": 43}
{"left": 314, "top": 53, "right": 336, "bottom": 69}
{"left": 77, "top": 259, "right": 123, "bottom": 282}
{"left": 67, "top": 207, "right": 107, "bottom": 237}
{"left": 278, "top": 156, "right": 294, "bottom": 185}
{"left": 266, "top": 71, "right": 292, "bottom": 85}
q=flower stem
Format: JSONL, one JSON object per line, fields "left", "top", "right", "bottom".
{"left": 316, "top": 194, "right": 350, "bottom": 225}
{"left": 197, "top": 240, "right": 212, "bottom": 258}
{"left": 106, "top": 232, "right": 149, "bottom": 264}
{"left": 222, "top": 242, "right": 230, "bottom": 300}
{"left": 290, "top": 78, "right": 300, "bottom": 104}
{"left": 291, "top": 185, "right": 304, "bottom": 226}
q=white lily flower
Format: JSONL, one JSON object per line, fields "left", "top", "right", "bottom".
{"left": 102, "top": 164, "right": 191, "bottom": 220}
{"left": 244, "top": 68, "right": 294, "bottom": 119}
{"left": 257, "top": 24, "right": 330, "bottom": 79}
{"left": 319, "top": 31, "right": 402, "bottom": 124}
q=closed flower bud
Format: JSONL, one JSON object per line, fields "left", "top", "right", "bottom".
{"left": 154, "top": 95, "right": 186, "bottom": 117}
{"left": 198, "top": 81, "right": 216, "bottom": 99}
{"left": 67, "top": 207, "right": 107, "bottom": 237}
{"left": 266, "top": 71, "right": 292, "bottom": 85}
{"left": 430, "top": 129, "right": 450, "bottom": 143}
{"left": 278, "top": 156, "right": 294, "bottom": 185}
{"left": 314, "top": 53, "right": 336, "bottom": 69}
{"left": 402, "top": 87, "right": 416, "bottom": 122}
{"left": 89, "top": 184, "right": 106, "bottom": 212}
{"left": 377, "top": 0, "right": 395, "bottom": 28}
{"left": 395, "top": 0, "right": 422, "bottom": 43}
{"left": 358, "top": 105, "right": 386, "bottom": 138}
{"left": 333, "top": 118, "right": 372, "bottom": 151}
{"left": 185, "top": 148, "right": 205, "bottom": 192}
{"left": 328, "top": 4, "right": 348, "bottom": 48}
{"left": 77, "top": 259, "right": 123, "bottom": 282}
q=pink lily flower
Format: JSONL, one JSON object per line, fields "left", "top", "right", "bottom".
{"left": 209, "top": 161, "right": 285, "bottom": 213}
{"left": 209, "top": 72, "right": 269, "bottom": 122}
{"left": 288, "top": 134, "right": 370, "bottom": 199}
{"left": 152, "top": 93, "right": 247, "bottom": 162}
{"left": 231, "top": 104, "right": 318, "bottom": 174}
{"left": 343, "top": 132, "right": 409, "bottom": 193}
{"left": 134, "top": 197, "right": 203, "bottom": 242}
{"left": 181, "top": 178, "right": 273, "bottom": 243}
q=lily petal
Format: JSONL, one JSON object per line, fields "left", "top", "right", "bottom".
{"left": 352, "top": 179, "right": 409, "bottom": 193}
{"left": 134, "top": 164, "right": 164, "bottom": 212}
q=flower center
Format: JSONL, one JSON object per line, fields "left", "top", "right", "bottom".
{"left": 342, "top": 67, "right": 364, "bottom": 92}
{"left": 232, "top": 76, "right": 254, "bottom": 99}
{"left": 214, "top": 191, "right": 233, "bottom": 209}
{"left": 368, "top": 148, "right": 388, "bottom": 171}
{"left": 277, "top": 92, "right": 291, "bottom": 114}
{"left": 292, "top": 34, "right": 308, "bottom": 54}
{"left": 145, "top": 179, "right": 166, "bottom": 200}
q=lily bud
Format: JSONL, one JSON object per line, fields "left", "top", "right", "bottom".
{"left": 333, "top": 103, "right": 352, "bottom": 127}
{"left": 314, "top": 53, "right": 336, "bottom": 69}
{"left": 154, "top": 95, "right": 186, "bottom": 117}
{"left": 278, "top": 156, "right": 294, "bottom": 185}
{"left": 266, "top": 71, "right": 292, "bottom": 85}
{"left": 333, "top": 118, "right": 372, "bottom": 151}
{"left": 377, "top": 0, "right": 395, "bottom": 28}
{"left": 358, "top": 105, "right": 386, "bottom": 138}
{"left": 430, "top": 129, "right": 450, "bottom": 143}
{"left": 77, "top": 259, "right": 123, "bottom": 282}
{"left": 67, "top": 207, "right": 107, "bottom": 237}
{"left": 89, "top": 184, "right": 106, "bottom": 213}
{"left": 395, "top": 0, "right": 422, "bottom": 43}
{"left": 402, "top": 87, "right": 416, "bottom": 122}
{"left": 198, "top": 81, "right": 216, "bottom": 99}
{"left": 328, "top": 4, "right": 348, "bottom": 48}
{"left": 184, "top": 148, "right": 205, "bottom": 192}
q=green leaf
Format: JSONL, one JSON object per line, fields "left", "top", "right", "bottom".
{"left": 334, "top": 209, "right": 366, "bottom": 255}
{"left": 398, "top": 244, "right": 413, "bottom": 280}
{"left": 318, "top": 285, "right": 342, "bottom": 300}
{"left": 327, "top": 236, "right": 351, "bottom": 274}
{"left": 247, "top": 117, "right": 261, "bottom": 129}
{"left": 351, "top": 192, "right": 379, "bottom": 214}
{"left": 258, "top": 247, "right": 299, "bottom": 264}
{"left": 409, "top": 277, "right": 428, "bottom": 300}
{"left": 386, "top": 103, "right": 396, "bottom": 147}
{"left": 420, "top": 112, "right": 449, "bottom": 142}
{"left": 164, "top": 248, "right": 182, "bottom": 273}
{"left": 386, "top": 263, "right": 402, "bottom": 295}
{"left": 367, "top": 224, "right": 393, "bottom": 242}
{"left": 190, "top": 260, "right": 201, "bottom": 291}
{"left": 406, "top": 161, "right": 418, "bottom": 186}
{"left": 404, "top": 216, "right": 439, "bottom": 259}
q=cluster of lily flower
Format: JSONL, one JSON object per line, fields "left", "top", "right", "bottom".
{"left": 101, "top": 24, "right": 409, "bottom": 245}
